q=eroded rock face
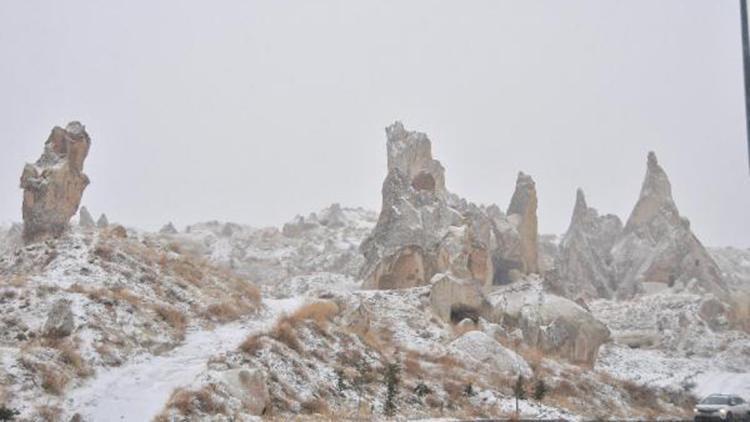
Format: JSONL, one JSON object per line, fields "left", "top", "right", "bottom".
{"left": 448, "top": 331, "right": 531, "bottom": 377}
{"left": 553, "top": 189, "right": 623, "bottom": 300}
{"left": 488, "top": 281, "right": 610, "bottom": 365}
{"left": 360, "top": 122, "right": 530, "bottom": 290}
{"left": 97, "top": 214, "right": 109, "bottom": 228}
{"left": 20, "top": 122, "right": 91, "bottom": 243}
{"left": 507, "top": 172, "right": 539, "bottom": 275}
{"left": 611, "top": 152, "right": 727, "bottom": 299}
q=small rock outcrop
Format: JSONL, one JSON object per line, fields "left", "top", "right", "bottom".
{"left": 506, "top": 172, "right": 539, "bottom": 275}
{"left": 553, "top": 189, "right": 622, "bottom": 300}
{"left": 218, "top": 368, "right": 269, "bottom": 415}
{"left": 160, "top": 222, "right": 178, "bottom": 235}
{"left": 20, "top": 122, "right": 91, "bottom": 243}
{"left": 97, "top": 214, "right": 109, "bottom": 228}
{"left": 79, "top": 206, "right": 96, "bottom": 228}
{"left": 611, "top": 152, "right": 727, "bottom": 299}
{"left": 429, "top": 274, "right": 491, "bottom": 322}
{"left": 43, "top": 299, "right": 75, "bottom": 338}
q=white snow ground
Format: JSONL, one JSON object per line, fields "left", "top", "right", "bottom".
{"left": 64, "top": 298, "right": 303, "bottom": 422}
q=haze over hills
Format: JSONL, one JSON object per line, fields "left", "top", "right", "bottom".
{"left": 0, "top": 121, "right": 748, "bottom": 421}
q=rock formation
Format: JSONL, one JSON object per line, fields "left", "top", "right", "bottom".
{"left": 360, "top": 122, "right": 534, "bottom": 290}
{"left": 79, "top": 206, "right": 96, "bottom": 228}
{"left": 97, "top": 214, "right": 109, "bottom": 228}
{"left": 487, "top": 281, "right": 610, "bottom": 365}
{"left": 160, "top": 222, "right": 178, "bottom": 235}
{"left": 448, "top": 331, "right": 532, "bottom": 376}
{"left": 43, "top": 299, "right": 75, "bottom": 338}
{"left": 20, "top": 122, "right": 91, "bottom": 243}
{"left": 553, "top": 189, "right": 623, "bottom": 300}
{"left": 611, "top": 152, "right": 727, "bottom": 299}
{"left": 506, "top": 172, "right": 539, "bottom": 275}
{"left": 429, "top": 274, "right": 492, "bottom": 322}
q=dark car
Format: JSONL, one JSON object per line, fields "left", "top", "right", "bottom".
{"left": 694, "top": 394, "right": 750, "bottom": 421}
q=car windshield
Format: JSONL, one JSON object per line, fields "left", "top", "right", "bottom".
{"left": 701, "top": 396, "right": 730, "bottom": 405}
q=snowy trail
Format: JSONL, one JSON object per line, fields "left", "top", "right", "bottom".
{"left": 694, "top": 372, "right": 750, "bottom": 400}
{"left": 66, "top": 298, "right": 302, "bottom": 422}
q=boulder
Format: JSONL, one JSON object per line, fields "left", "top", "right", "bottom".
{"left": 20, "top": 122, "right": 91, "bottom": 243}
{"left": 611, "top": 152, "right": 727, "bottom": 299}
{"left": 43, "top": 299, "right": 75, "bottom": 338}
{"left": 448, "top": 331, "right": 531, "bottom": 376}
{"left": 488, "top": 281, "right": 610, "bottom": 365}
{"left": 553, "top": 189, "right": 622, "bottom": 300}
{"left": 79, "top": 206, "right": 96, "bottom": 228}
{"left": 219, "top": 368, "right": 269, "bottom": 416}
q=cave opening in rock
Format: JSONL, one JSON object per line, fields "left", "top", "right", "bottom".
{"left": 411, "top": 171, "right": 436, "bottom": 192}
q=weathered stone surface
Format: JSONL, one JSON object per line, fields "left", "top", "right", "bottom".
{"left": 219, "top": 368, "right": 269, "bottom": 416}
{"left": 360, "top": 122, "right": 527, "bottom": 290}
{"left": 448, "top": 331, "right": 531, "bottom": 376}
{"left": 20, "top": 122, "right": 91, "bottom": 243}
{"left": 488, "top": 281, "right": 610, "bottom": 365}
{"left": 97, "top": 214, "right": 109, "bottom": 229}
{"left": 611, "top": 152, "right": 727, "bottom": 299}
{"left": 553, "top": 189, "right": 623, "bottom": 300}
{"left": 43, "top": 299, "right": 75, "bottom": 338}
{"left": 429, "top": 273, "right": 491, "bottom": 322}
{"left": 506, "top": 172, "right": 539, "bottom": 275}
{"left": 79, "top": 206, "right": 95, "bottom": 228}
{"left": 160, "top": 222, "right": 178, "bottom": 235}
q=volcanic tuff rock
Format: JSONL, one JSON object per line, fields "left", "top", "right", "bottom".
{"left": 488, "top": 280, "right": 611, "bottom": 365}
{"left": 611, "top": 152, "right": 727, "bottom": 299}
{"left": 160, "top": 222, "right": 178, "bottom": 234}
{"left": 79, "top": 206, "right": 95, "bottom": 228}
{"left": 507, "top": 172, "right": 539, "bottom": 275}
{"left": 360, "top": 121, "right": 537, "bottom": 290}
{"left": 553, "top": 189, "right": 623, "bottom": 300}
{"left": 20, "top": 122, "right": 91, "bottom": 243}
{"left": 97, "top": 213, "right": 109, "bottom": 228}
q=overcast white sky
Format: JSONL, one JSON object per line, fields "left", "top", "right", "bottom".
{"left": 1, "top": 1, "right": 748, "bottom": 247}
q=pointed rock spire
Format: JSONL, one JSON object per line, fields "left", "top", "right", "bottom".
{"left": 506, "top": 172, "right": 539, "bottom": 274}
{"left": 97, "top": 214, "right": 109, "bottom": 229}
{"left": 160, "top": 222, "right": 178, "bottom": 235}
{"left": 611, "top": 152, "right": 727, "bottom": 298}
{"left": 79, "top": 206, "right": 95, "bottom": 228}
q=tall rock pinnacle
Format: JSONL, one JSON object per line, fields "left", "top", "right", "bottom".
{"left": 20, "top": 122, "right": 91, "bottom": 243}
{"left": 506, "top": 172, "right": 539, "bottom": 275}
{"left": 611, "top": 152, "right": 726, "bottom": 298}
{"left": 554, "top": 189, "right": 622, "bottom": 299}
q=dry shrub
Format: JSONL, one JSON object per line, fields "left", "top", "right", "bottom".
{"left": 240, "top": 334, "right": 264, "bottom": 355}
{"left": 204, "top": 301, "right": 241, "bottom": 323}
{"left": 300, "top": 397, "right": 329, "bottom": 415}
{"left": 622, "top": 380, "right": 660, "bottom": 412}
{"left": 271, "top": 318, "right": 302, "bottom": 353}
{"left": 403, "top": 356, "right": 423, "bottom": 377}
{"left": 518, "top": 347, "right": 544, "bottom": 373}
{"left": 290, "top": 301, "right": 340, "bottom": 327}
{"left": 443, "top": 380, "right": 463, "bottom": 402}
{"left": 34, "top": 404, "right": 62, "bottom": 422}
{"left": 169, "top": 258, "right": 204, "bottom": 286}
{"left": 154, "top": 304, "right": 188, "bottom": 338}
{"left": 54, "top": 340, "right": 92, "bottom": 377}
{"left": 93, "top": 242, "right": 114, "bottom": 261}
{"left": 111, "top": 287, "right": 142, "bottom": 307}
{"left": 40, "top": 365, "right": 68, "bottom": 395}
{"left": 166, "top": 386, "right": 226, "bottom": 416}
{"left": 728, "top": 293, "right": 750, "bottom": 333}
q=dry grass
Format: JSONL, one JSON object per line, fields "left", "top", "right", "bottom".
{"left": 270, "top": 319, "right": 302, "bottom": 353}
{"left": 240, "top": 334, "right": 265, "bottom": 355}
{"left": 300, "top": 397, "right": 329, "bottom": 415}
{"left": 40, "top": 365, "right": 68, "bottom": 395}
{"left": 93, "top": 242, "right": 114, "bottom": 261}
{"left": 154, "top": 304, "right": 188, "bottom": 338}
{"left": 34, "top": 404, "right": 62, "bottom": 422}
{"left": 289, "top": 301, "right": 340, "bottom": 328}
{"left": 164, "top": 385, "right": 227, "bottom": 416}
{"left": 52, "top": 339, "right": 92, "bottom": 378}
{"left": 204, "top": 301, "right": 241, "bottom": 323}
{"left": 622, "top": 380, "right": 660, "bottom": 412}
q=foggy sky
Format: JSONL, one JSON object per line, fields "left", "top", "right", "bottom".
{"left": 1, "top": 0, "right": 749, "bottom": 247}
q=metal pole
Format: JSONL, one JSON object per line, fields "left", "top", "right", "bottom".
{"left": 740, "top": 0, "right": 750, "bottom": 172}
